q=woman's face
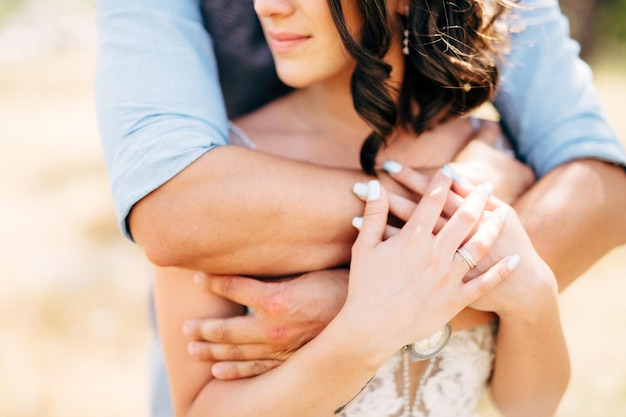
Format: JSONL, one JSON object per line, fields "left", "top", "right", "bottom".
{"left": 254, "top": 0, "right": 361, "bottom": 88}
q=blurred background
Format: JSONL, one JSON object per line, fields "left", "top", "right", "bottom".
{"left": 0, "top": 0, "right": 624, "bottom": 416}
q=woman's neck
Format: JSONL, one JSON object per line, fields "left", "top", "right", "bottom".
{"left": 290, "top": 37, "right": 406, "bottom": 148}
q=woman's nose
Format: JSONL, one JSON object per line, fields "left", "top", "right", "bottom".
{"left": 254, "top": 0, "right": 296, "bottom": 18}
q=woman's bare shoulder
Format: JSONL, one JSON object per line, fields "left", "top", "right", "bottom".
{"left": 233, "top": 94, "right": 299, "bottom": 143}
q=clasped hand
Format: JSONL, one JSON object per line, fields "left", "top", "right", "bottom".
{"left": 183, "top": 166, "right": 522, "bottom": 379}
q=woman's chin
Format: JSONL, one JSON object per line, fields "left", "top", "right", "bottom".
{"left": 277, "top": 75, "right": 313, "bottom": 89}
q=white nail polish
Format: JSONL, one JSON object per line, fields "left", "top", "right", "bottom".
{"left": 352, "top": 216, "right": 363, "bottom": 230}
{"left": 478, "top": 182, "right": 493, "bottom": 195}
{"left": 367, "top": 180, "right": 381, "bottom": 201}
{"left": 507, "top": 254, "right": 520, "bottom": 270}
{"left": 440, "top": 164, "right": 454, "bottom": 179}
{"left": 382, "top": 160, "right": 403, "bottom": 174}
{"left": 451, "top": 171, "right": 472, "bottom": 187}
{"left": 496, "top": 206, "right": 510, "bottom": 222}
{"left": 352, "top": 182, "right": 369, "bottom": 199}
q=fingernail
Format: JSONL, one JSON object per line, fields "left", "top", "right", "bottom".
{"left": 451, "top": 171, "right": 472, "bottom": 187}
{"left": 183, "top": 321, "right": 193, "bottom": 336}
{"left": 212, "top": 363, "right": 226, "bottom": 378}
{"left": 194, "top": 272, "right": 205, "bottom": 285}
{"left": 367, "top": 180, "right": 380, "bottom": 201}
{"left": 507, "top": 254, "right": 520, "bottom": 270}
{"left": 352, "top": 182, "right": 369, "bottom": 199}
{"left": 382, "top": 160, "right": 403, "bottom": 174}
{"left": 478, "top": 182, "right": 493, "bottom": 195}
{"left": 188, "top": 342, "right": 200, "bottom": 357}
{"left": 496, "top": 206, "right": 510, "bottom": 222}
{"left": 352, "top": 216, "right": 363, "bottom": 230}
{"left": 440, "top": 164, "right": 454, "bottom": 179}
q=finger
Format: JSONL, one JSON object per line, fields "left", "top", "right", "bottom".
{"left": 187, "top": 341, "right": 275, "bottom": 362}
{"left": 208, "top": 274, "right": 270, "bottom": 309}
{"left": 211, "top": 359, "right": 283, "bottom": 380}
{"left": 382, "top": 160, "right": 430, "bottom": 195}
{"left": 382, "top": 162, "right": 465, "bottom": 216}
{"left": 458, "top": 206, "right": 510, "bottom": 277}
{"left": 459, "top": 254, "right": 520, "bottom": 302}
{"left": 352, "top": 216, "right": 398, "bottom": 239}
{"left": 353, "top": 180, "right": 389, "bottom": 247}
{"left": 387, "top": 192, "right": 417, "bottom": 222}
{"left": 438, "top": 182, "right": 493, "bottom": 249}
{"left": 472, "top": 120, "right": 501, "bottom": 146}
{"left": 193, "top": 272, "right": 245, "bottom": 291}
{"left": 402, "top": 166, "right": 454, "bottom": 235}
{"left": 184, "top": 315, "right": 266, "bottom": 344}
{"left": 387, "top": 192, "right": 448, "bottom": 234}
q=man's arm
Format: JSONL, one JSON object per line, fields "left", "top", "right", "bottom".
{"left": 130, "top": 145, "right": 369, "bottom": 275}
{"left": 96, "top": 0, "right": 230, "bottom": 240}
{"left": 494, "top": 0, "right": 626, "bottom": 287}
{"left": 514, "top": 159, "right": 626, "bottom": 290}
{"left": 184, "top": 156, "right": 626, "bottom": 379}
{"left": 95, "top": 0, "right": 374, "bottom": 275}
{"left": 495, "top": 0, "right": 626, "bottom": 176}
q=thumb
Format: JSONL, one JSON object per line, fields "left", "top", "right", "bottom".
{"left": 353, "top": 180, "right": 389, "bottom": 247}
{"left": 209, "top": 274, "right": 268, "bottom": 309}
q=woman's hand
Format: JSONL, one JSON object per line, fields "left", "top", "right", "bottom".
{"left": 340, "top": 169, "right": 517, "bottom": 354}
{"left": 380, "top": 162, "right": 558, "bottom": 319}
{"left": 465, "top": 208, "right": 558, "bottom": 319}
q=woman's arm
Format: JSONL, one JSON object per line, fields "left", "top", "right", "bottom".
{"left": 469, "top": 214, "right": 570, "bottom": 416}
{"left": 490, "top": 292, "right": 569, "bottom": 417}
{"left": 153, "top": 266, "right": 381, "bottom": 417}
{"left": 380, "top": 166, "right": 571, "bottom": 414}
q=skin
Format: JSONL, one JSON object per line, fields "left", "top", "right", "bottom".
{"left": 153, "top": 0, "right": 573, "bottom": 416}
{"left": 154, "top": 172, "right": 528, "bottom": 417}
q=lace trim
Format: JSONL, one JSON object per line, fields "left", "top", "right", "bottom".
{"left": 340, "top": 323, "right": 496, "bottom": 417}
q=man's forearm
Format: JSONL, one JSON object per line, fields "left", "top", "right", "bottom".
{"left": 514, "top": 159, "right": 626, "bottom": 291}
{"left": 130, "top": 146, "right": 370, "bottom": 276}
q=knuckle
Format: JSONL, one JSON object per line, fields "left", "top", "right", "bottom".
{"left": 228, "top": 344, "right": 245, "bottom": 361}
{"left": 471, "top": 238, "right": 490, "bottom": 257}
{"left": 496, "top": 267, "right": 508, "bottom": 283}
{"left": 266, "top": 325, "right": 288, "bottom": 343}
{"left": 477, "top": 278, "right": 490, "bottom": 295}
{"left": 426, "top": 187, "right": 447, "bottom": 206}
{"left": 214, "top": 323, "right": 231, "bottom": 343}
{"left": 457, "top": 209, "right": 479, "bottom": 228}
{"left": 219, "top": 277, "right": 238, "bottom": 299}
{"left": 262, "top": 291, "right": 288, "bottom": 315}
{"left": 251, "top": 360, "right": 270, "bottom": 376}
{"left": 364, "top": 205, "right": 387, "bottom": 218}
{"left": 258, "top": 283, "right": 288, "bottom": 314}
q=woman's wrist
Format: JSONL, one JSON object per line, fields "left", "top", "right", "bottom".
{"left": 497, "top": 280, "right": 559, "bottom": 324}
{"left": 320, "top": 308, "right": 395, "bottom": 374}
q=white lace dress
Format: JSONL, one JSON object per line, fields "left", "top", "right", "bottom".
{"left": 340, "top": 323, "right": 496, "bottom": 417}
{"left": 229, "top": 123, "right": 498, "bottom": 416}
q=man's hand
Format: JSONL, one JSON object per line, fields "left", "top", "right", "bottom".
{"left": 182, "top": 269, "right": 349, "bottom": 380}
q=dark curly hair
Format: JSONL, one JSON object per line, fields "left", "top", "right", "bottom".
{"left": 327, "top": 0, "right": 516, "bottom": 174}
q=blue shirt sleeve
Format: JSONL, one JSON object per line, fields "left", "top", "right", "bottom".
{"left": 494, "top": 0, "right": 626, "bottom": 178}
{"left": 95, "top": 0, "right": 229, "bottom": 239}
{"left": 96, "top": 0, "right": 626, "bottom": 241}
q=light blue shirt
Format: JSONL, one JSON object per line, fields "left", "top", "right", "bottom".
{"left": 95, "top": 0, "right": 626, "bottom": 240}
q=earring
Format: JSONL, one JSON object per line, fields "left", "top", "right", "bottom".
{"left": 402, "top": 5, "right": 410, "bottom": 56}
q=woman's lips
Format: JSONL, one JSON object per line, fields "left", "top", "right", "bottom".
{"left": 267, "top": 31, "right": 311, "bottom": 53}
